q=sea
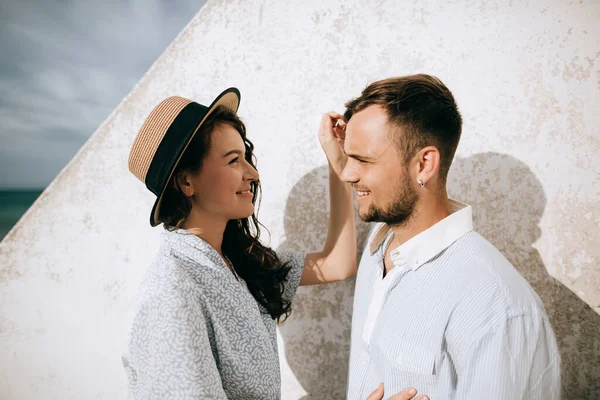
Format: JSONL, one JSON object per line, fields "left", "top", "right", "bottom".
{"left": 0, "top": 189, "right": 44, "bottom": 241}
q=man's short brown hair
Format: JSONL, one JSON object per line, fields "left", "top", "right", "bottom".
{"left": 344, "top": 74, "right": 462, "bottom": 182}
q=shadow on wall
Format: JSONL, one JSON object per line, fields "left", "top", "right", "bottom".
{"left": 447, "top": 153, "right": 600, "bottom": 399}
{"left": 276, "top": 155, "right": 599, "bottom": 399}
{"left": 278, "top": 155, "right": 600, "bottom": 399}
{"left": 277, "top": 166, "right": 369, "bottom": 400}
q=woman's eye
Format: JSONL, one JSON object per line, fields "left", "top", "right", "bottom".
{"left": 229, "top": 157, "right": 239, "bottom": 164}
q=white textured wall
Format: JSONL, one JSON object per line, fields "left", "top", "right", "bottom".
{"left": 1, "top": 0, "right": 599, "bottom": 399}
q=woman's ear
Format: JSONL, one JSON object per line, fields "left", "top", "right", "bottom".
{"left": 175, "top": 171, "right": 194, "bottom": 197}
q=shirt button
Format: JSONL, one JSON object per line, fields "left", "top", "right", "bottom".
{"left": 360, "top": 352, "right": 369, "bottom": 364}
{"left": 396, "top": 354, "right": 404, "bottom": 366}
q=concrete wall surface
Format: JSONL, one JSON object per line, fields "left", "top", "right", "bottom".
{"left": 1, "top": 0, "right": 598, "bottom": 398}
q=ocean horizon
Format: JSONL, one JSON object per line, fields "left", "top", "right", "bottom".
{"left": 0, "top": 189, "right": 44, "bottom": 241}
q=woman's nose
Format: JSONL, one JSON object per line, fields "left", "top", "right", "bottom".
{"left": 245, "top": 161, "right": 259, "bottom": 181}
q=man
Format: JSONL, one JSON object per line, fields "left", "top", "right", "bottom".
{"left": 332, "top": 75, "right": 560, "bottom": 399}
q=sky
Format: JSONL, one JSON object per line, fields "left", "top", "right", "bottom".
{"left": 0, "top": 0, "right": 207, "bottom": 189}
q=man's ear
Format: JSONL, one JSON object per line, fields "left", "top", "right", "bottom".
{"left": 416, "top": 146, "right": 440, "bottom": 186}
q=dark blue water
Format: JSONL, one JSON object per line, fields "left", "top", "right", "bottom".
{"left": 0, "top": 190, "right": 44, "bottom": 241}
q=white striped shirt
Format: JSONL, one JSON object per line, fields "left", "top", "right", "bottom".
{"left": 347, "top": 200, "right": 560, "bottom": 400}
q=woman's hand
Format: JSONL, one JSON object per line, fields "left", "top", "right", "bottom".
{"left": 318, "top": 111, "right": 347, "bottom": 177}
{"left": 300, "top": 111, "right": 356, "bottom": 286}
{"left": 366, "top": 383, "right": 429, "bottom": 400}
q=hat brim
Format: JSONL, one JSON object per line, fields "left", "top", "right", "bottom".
{"left": 149, "top": 87, "right": 241, "bottom": 227}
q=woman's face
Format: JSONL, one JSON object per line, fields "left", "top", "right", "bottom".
{"left": 185, "top": 123, "right": 259, "bottom": 221}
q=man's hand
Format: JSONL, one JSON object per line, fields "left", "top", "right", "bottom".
{"left": 366, "top": 383, "right": 429, "bottom": 400}
{"left": 318, "top": 111, "right": 347, "bottom": 177}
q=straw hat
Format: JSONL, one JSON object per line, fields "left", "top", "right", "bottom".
{"left": 128, "top": 88, "right": 240, "bottom": 226}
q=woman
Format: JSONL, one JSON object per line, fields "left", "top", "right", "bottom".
{"left": 123, "top": 88, "right": 356, "bottom": 399}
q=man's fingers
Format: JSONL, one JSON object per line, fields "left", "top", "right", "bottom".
{"left": 365, "top": 383, "right": 384, "bottom": 400}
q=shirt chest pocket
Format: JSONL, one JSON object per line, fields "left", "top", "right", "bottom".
{"left": 377, "top": 327, "right": 437, "bottom": 375}
{"left": 376, "top": 328, "right": 439, "bottom": 399}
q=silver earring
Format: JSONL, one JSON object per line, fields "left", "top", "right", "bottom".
{"left": 417, "top": 179, "right": 424, "bottom": 187}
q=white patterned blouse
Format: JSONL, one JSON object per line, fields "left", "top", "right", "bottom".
{"left": 122, "top": 228, "right": 305, "bottom": 399}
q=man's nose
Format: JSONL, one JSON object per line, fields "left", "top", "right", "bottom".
{"left": 340, "top": 162, "right": 358, "bottom": 183}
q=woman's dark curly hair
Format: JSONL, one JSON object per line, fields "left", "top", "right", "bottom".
{"left": 157, "top": 105, "right": 293, "bottom": 322}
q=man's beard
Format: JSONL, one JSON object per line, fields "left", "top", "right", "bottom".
{"left": 359, "top": 174, "right": 418, "bottom": 227}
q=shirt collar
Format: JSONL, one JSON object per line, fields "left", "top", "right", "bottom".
{"left": 161, "top": 227, "right": 225, "bottom": 267}
{"left": 368, "top": 199, "right": 473, "bottom": 271}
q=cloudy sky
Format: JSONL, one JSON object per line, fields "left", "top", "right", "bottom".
{"left": 0, "top": 0, "right": 206, "bottom": 188}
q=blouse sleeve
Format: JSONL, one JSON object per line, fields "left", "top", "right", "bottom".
{"left": 123, "top": 265, "right": 227, "bottom": 400}
{"left": 277, "top": 251, "right": 306, "bottom": 304}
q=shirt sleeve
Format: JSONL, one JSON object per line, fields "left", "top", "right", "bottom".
{"left": 123, "top": 268, "right": 227, "bottom": 400}
{"left": 452, "top": 314, "right": 561, "bottom": 399}
{"left": 277, "top": 251, "right": 306, "bottom": 303}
